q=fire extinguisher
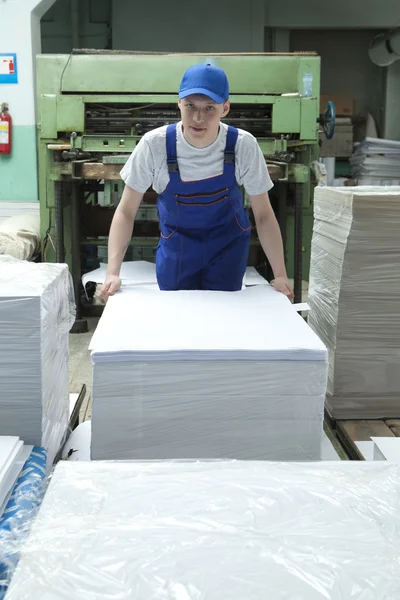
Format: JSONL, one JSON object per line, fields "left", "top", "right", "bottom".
{"left": 0, "top": 103, "right": 12, "bottom": 155}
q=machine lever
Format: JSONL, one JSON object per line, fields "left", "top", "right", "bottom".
{"left": 62, "top": 132, "right": 79, "bottom": 160}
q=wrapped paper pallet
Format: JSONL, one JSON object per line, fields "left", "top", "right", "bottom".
{"left": 0, "top": 257, "right": 75, "bottom": 466}
{"left": 308, "top": 186, "right": 400, "bottom": 419}
{"left": 5, "top": 460, "right": 400, "bottom": 600}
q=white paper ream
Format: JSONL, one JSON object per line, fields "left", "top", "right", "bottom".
{"left": 89, "top": 285, "right": 326, "bottom": 363}
{"left": 90, "top": 285, "right": 327, "bottom": 461}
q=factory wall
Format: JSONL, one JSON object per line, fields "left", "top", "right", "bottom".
{"left": 0, "top": 0, "right": 56, "bottom": 207}
{"left": 266, "top": 0, "right": 400, "bottom": 140}
{"left": 41, "top": 0, "right": 111, "bottom": 53}
{"left": 290, "top": 29, "right": 386, "bottom": 137}
{"left": 40, "top": 0, "right": 265, "bottom": 54}
{"left": 0, "top": 7, "right": 37, "bottom": 205}
{"left": 266, "top": 0, "right": 400, "bottom": 29}
{"left": 111, "top": 0, "right": 265, "bottom": 52}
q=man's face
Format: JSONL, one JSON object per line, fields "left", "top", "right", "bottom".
{"left": 178, "top": 94, "right": 230, "bottom": 148}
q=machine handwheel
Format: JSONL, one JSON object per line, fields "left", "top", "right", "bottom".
{"left": 322, "top": 101, "right": 336, "bottom": 140}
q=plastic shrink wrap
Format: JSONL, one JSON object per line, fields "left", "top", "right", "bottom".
{"left": 0, "top": 257, "right": 75, "bottom": 466}
{"left": 90, "top": 285, "right": 328, "bottom": 461}
{"left": 5, "top": 459, "right": 400, "bottom": 600}
{"left": 0, "top": 447, "right": 47, "bottom": 600}
{"left": 308, "top": 186, "right": 400, "bottom": 419}
{"left": 0, "top": 214, "right": 40, "bottom": 261}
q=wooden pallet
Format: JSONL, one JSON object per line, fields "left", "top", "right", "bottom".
{"left": 334, "top": 419, "right": 400, "bottom": 460}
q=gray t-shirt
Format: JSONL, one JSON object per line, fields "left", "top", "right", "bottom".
{"left": 120, "top": 121, "right": 273, "bottom": 196}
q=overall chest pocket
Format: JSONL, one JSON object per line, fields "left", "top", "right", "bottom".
{"left": 174, "top": 187, "right": 233, "bottom": 230}
{"left": 175, "top": 187, "right": 229, "bottom": 207}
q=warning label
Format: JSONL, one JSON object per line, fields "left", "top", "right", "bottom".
{"left": 0, "top": 56, "right": 14, "bottom": 75}
{"left": 0, "top": 54, "right": 18, "bottom": 84}
{"left": 0, "top": 122, "right": 9, "bottom": 145}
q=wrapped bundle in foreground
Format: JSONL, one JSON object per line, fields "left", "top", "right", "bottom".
{"left": 0, "top": 258, "right": 75, "bottom": 466}
{"left": 0, "top": 445, "right": 47, "bottom": 600}
{"left": 5, "top": 460, "right": 400, "bottom": 600}
{"left": 309, "top": 186, "right": 400, "bottom": 418}
{"left": 90, "top": 285, "right": 327, "bottom": 460}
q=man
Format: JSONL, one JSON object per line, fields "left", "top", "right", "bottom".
{"left": 100, "top": 63, "right": 293, "bottom": 300}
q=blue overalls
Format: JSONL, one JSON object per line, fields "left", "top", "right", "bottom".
{"left": 156, "top": 123, "right": 251, "bottom": 291}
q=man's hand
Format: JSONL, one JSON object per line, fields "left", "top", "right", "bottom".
{"left": 272, "top": 276, "right": 294, "bottom": 299}
{"left": 99, "top": 274, "right": 122, "bottom": 302}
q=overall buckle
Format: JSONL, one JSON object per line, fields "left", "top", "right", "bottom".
{"left": 167, "top": 158, "right": 179, "bottom": 173}
{"left": 224, "top": 151, "right": 235, "bottom": 164}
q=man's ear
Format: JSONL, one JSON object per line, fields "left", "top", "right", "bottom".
{"left": 222, "top": 100, "right": 231, "bottom": 118}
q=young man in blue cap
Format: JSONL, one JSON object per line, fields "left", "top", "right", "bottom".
{"left": 101, "top": 63, "right": 293, "bottom": 299}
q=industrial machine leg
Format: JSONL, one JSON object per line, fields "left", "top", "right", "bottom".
{"left": 277, "top": 183, "right": 287, "bottom": 262}
{"left": 70, "top": 182, "right": 88, "bottom": 334}
{"left": 294, "top": 186, "right": 303, "bottom": 304}
{"left": 54, "top": 182, "right": 65, "bottom": 264}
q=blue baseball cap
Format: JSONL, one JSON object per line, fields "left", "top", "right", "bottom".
{"left": 178, "top": 64, "right": 229, "bottom": 104}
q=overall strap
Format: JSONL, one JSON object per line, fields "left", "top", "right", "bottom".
{"left": 166, "top": 123, "right": 180, "bottom": 182}
{"left": 223, "top": 126, "right": 239, "bottom": 176}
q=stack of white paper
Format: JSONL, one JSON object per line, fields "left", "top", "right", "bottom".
{"left": 6, "top": 460, "right": 400, "bottom": 600}
{"left": 309, "top": 186, "right": 400, "bottom": 418}
{"left": 0, "top": 258, "right": 75, "bottom": 466}
{"left": 351, "top": 137, "right": 400, "bottom": 185}
{"left": 90, "top": 285, "right": 327, "bottom": 460}
{"left": 0, "top": 437, "right": 33, "bottom": 518}
{"left": 82, "top": 260, "right": 268, "bottom": 295}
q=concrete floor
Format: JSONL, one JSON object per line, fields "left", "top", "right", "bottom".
{"left": 69, "top": 316, "right": 99, "bottom": 422}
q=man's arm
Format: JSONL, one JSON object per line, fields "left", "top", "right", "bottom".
{"left": 249, "top": 192, "right": 293, "bottom": 298}
{"left": 99, "top": 185, "right": 144, "bottom": 300}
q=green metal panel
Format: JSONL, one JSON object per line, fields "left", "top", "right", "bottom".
{"left": 39, "top": 95, "right": 57, "bottom": 138}
{"left": 79, "top": 135, "right": 287, "bottom": 155}
{"left": 288, "top": 164, "right": 310, "bottom": 183}
{"left": 297, "top": 57, "right": 321, "bottom": 99}
{"left": 285, "top": 209, "right": 314, "bottom": 282}
{"left": 104, "top": 180, "right": 124, "bottom": 206}
{"left": 57, "top": 95, "right": 85, "bottom": 133}
{"left": 80, "top": 136, "right": 136, "bottom": 153}
{"left": 80, "top": 94, "right": 280, "bottom": 105}
{"left": 103, "top": 155, "right": 131, "bottom": 164}
{"left": 56, "top": 54, "right": 313, "bottom": 95}
{"left": 300, "top": 97, "right": 319, "bottom": 141}
{"left": 272, "top": 97, "right": 301, "bottom": 133}
{"left": 36, "top": 52, "right": 320, "bottom": 98}
{"left": 257, "top": 138, "right": 287, "bottom": 154}
{"left": 36, "top": 54, "right": 67, "bottom": 97}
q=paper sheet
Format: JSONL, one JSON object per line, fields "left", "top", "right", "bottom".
{"left": 89, "top": 285, "right": 326, "bottom": 362}
{"left": 82, "top": 261, "right": 268, "bottom": 298}
{"left": 372, "top": 437, "right": 400, "bottom": 461}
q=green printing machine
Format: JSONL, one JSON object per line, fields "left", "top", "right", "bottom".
{"left": 36, "top": 50, "right": 334, "bottom": 329}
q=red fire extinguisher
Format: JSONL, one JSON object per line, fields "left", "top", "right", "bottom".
{"left": 0, "top": 103, "right": 12, "bottom": 155}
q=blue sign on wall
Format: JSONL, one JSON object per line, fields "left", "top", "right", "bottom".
{"left": 0, "top": 54, "right": 18, "bottom": 84}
